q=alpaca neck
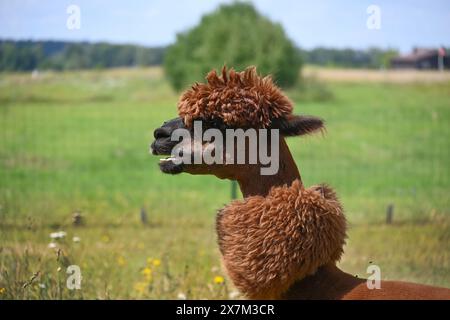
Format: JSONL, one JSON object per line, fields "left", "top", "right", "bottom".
{"left": 236, "top": 138, "right": 302, "bottom": 197}
{"left": 233, "top": 138, "right": 353, "bottom": 299}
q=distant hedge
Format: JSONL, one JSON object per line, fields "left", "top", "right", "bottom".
{"left": 164, "top": 2, "right": 302, "bottom": 91}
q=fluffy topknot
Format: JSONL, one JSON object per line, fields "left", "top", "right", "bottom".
{"left": 178, "top": 66, "right": 294, "bottom": 129}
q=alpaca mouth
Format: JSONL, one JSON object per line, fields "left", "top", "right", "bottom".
{"left": 158, "top": 156, "right": 184, "bottom": 174}
{"left": 151, "top": 142, "right": 185, "bottom": 174}
{"left": 151, "top": 117, "right": 187, "bottom": 174}
{"left": 159, "top": 156, "right": 176, "bottom": 163}
{"left": 151, "top": 141, "right": 185, "bottom": 174}
{"left": 151, "top": 140, "right": 185, "bottom": 174}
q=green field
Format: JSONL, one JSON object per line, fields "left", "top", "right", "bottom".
{"left": 0, "top": 67, "right": 449, "bottom": 299}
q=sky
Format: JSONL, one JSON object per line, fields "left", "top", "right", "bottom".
{"left": 0, "top": 0, "right": 449, "bottom": 52}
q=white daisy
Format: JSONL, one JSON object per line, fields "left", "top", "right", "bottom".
{"left": 50, "top": 231, "right": 67, "bottom": 239}
{"left": 48, "top": 242, "right": 57, "bottom": 249}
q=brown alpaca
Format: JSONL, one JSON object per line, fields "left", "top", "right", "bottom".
{"left": 151, "top": 67, "right": 450, "bottom": 300}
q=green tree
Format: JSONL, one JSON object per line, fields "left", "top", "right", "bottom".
{"left": 164, "top": 2, "right": 302, "bottom": 91}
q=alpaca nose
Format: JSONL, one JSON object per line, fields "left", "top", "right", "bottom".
{"left": 154, "top": 126, "right": 170, "bottom": 139}
{"left": 153, "top": 117, "right": 186, "bottom": 139}
{"left": 151, "top": 117, "right": 186, "bottom": 155}
{"left": 150, "top": 136, "right": 172, "bottom": 155}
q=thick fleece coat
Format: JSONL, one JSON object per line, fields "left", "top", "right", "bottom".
{"left": 216, "top": 180, "right": 347, "bottom": 299}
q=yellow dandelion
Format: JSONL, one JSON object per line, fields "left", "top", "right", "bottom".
{"left": 213, "top": 276, "right": 225, "bottom": 284}
{"left": 117, "top": 256, "right": 126, "bottom": 267}
{"left": 152, "top": 259, "right": 161, "bottom": 267}
{"left": 0, "top": 287, "right": 6, "bottom": 295}
{"left": 134, "top": 281, "right": 147, "bottom": 294}
{"left": 142, "top": 267, "right": 152, "bottom": 281}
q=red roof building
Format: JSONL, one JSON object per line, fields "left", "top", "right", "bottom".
{"left": 391, "top": 48, "right": 449, "bottom": 69}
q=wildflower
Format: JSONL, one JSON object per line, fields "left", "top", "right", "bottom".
{"left": 213, "top": 276, "right": 225, "bottom": 284}
{"left": 38, "top": 283, "right": 46, "bottom": 289}
{"left": 146, "top": 257, "right": 153, "bottom": 265}
{"left": 134, "top": 281, "right": 147, "bottom": 294}
{"left": 152, "top": 259, "right": 161, "bottom": 267}
{"left": 229, "top": 290, "right": 240, "bottom": 299}
{"left": 48, "top": 242, "right": 57, "bottom": 249}
{"left": 117, "top": 256, "right": 126, "bottom": 267}
{"left": 50, "top": 231, "right": 66, "bottom": 240}
{"left": 0, "top": 287, "right": 5, "bottom": 295}
{"left": 72, "top": 236, "right": 81, "bottom": 243}
{"left": 142, "top": 267, "right": 152, "bottom": 282}
{"left": 211, "top": 266, "right": 219, "bottom": 272}
{"left": 101, "top": 235, "right": 110, "bottom": 243}
{"left": 177, "top": 292, "right": 187, "bottom": 300}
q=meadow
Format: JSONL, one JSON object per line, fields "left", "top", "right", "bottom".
{"left": 0, "top": 67, "right": 449, "bottom": 299}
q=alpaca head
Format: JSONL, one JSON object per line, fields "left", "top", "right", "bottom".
{"left": 151, "top": 67, "right": 324, "bottom": 180}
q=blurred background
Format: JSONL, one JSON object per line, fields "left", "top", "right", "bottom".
{"left": 0, "top": 0, "right": 449, "bottom": 299}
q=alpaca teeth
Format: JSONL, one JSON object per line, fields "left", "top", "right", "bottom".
{"left": 159, "top": 157, "right": 176, "bottom": 163}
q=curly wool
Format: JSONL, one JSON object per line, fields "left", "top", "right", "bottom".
{"left": 178, "top": 66, "right": 294, "bottom": 129}
{"left": 216, "top": 180, "right": 347, "bottom": 299}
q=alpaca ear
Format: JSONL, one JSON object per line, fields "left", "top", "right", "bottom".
{"left": 270, "top": 115, "right": 325, "bottom": 136}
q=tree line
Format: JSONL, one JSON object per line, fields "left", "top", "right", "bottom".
{"left": 300, "top": 47, "right": 398, "bottom": 69}
{"left": 0, "top": 40, "right": 166, "bottom": 71}
{"left": 0, "top": 39, "right": 398, "bottom": 72}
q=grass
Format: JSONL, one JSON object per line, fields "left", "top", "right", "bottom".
{"left": 0, "top": 67, "right": 449, "bottom": 299}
